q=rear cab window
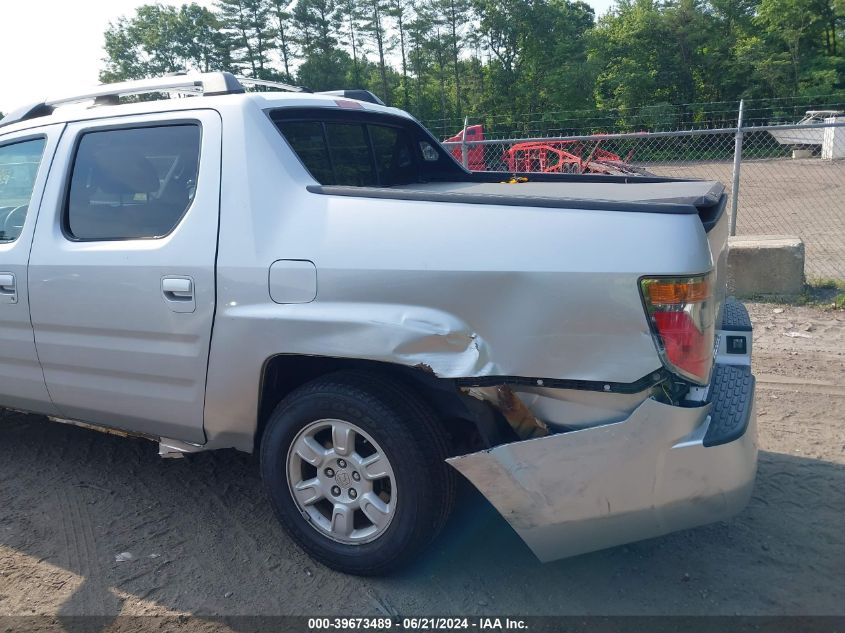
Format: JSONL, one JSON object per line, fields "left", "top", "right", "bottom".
{"left": 271, "top": 108, "right": 464, "bottom": 186}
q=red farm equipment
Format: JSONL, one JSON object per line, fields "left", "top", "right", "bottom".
{"left": 503, "top": 139, "right": 645, "bottom": 175}
{"left": 445, "top": 125, "right": 648, "bottom": 176}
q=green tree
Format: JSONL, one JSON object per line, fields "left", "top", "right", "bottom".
{"left": 216, "top": 0, "right": 276, "bottom": 78}
{"left": 293, "top": 0, "right": 352, "bottom": 89}
{"left": 338, "top": 0, "right": 367, "bottom": 86}
{"left": 698, "top": 0, "right": 756, "bottom": 103}
{"left": 589, "top": 0, "right": 696, "bottom": 121}
{"left": 270, "top": 0, "right": 297, "bottom": 80}
{"left": 387, "top": 0, "right": 413, "bottom": 107}
{"left": 178, "top": 4, "right": 233, "bottom": 72}
{"left": 360, "top": 0, "right": 393, "bottom": 102}
{"left": 98, "top": 0, "right": 845, "bottom": 133}
{"left": 101, "top": 3, "right": 230, "bottom": 82}
{"left": 406, "top": 12, "right": 435, "bottom": 115}
{"left": 434, "top": 0, "right": 471, "bottom": 114}
{"left": 756, "top": 0, "right": 823, "bottom": 94}
{"left": 473, "top": 0, "right": 594, "bottom": 120}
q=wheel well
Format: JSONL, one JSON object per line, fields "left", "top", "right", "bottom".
{"left": 256, "top": 355, "right": 509, "bottom": 454}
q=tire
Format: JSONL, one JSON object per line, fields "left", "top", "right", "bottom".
{"left": 259, "top": 370, "right": 456, "bottom": 575}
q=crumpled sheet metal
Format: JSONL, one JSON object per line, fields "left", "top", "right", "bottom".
{"left": 447, "top": 397, "right": 757, "bottom": 562}
{"left": 227, "top": 301, "right": 499, "bottom": 377}
{"left": 467, "top": 385, "right": 549, "bottom": 439}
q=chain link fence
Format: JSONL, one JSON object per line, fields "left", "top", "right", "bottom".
{"left": 442, "top": 116, "right": 845, "bottom": 282}
{"left": 423, "top": 93, "right": 845, "bottom": 139}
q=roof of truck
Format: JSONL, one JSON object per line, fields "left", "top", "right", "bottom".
{"left": 0, "top": 72, "right": 412, "bottom": 137}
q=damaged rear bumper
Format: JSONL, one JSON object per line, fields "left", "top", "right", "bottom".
{"left": 447, "top": 363, "right": 757, "bottom": 562}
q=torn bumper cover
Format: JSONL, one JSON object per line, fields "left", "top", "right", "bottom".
{"left": 447, "top": 363, "right": 757, "bottom": 562}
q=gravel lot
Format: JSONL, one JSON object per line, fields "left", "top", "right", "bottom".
{"left": 647, "top": 158, "right": 845, "bottom": 280}
{"left": 0, "top": 302, "right": 843, "bottom": 619}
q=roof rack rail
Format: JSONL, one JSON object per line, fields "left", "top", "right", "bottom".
{"left": 235, "top": 76, "right": 310, "bottom": 93}
{"left": 45, "top": 72, "right": 246, "bottom": 108}
{"left": 318, "top": 89, "right": 385, "bottom": 106}
{"left": 0, "top": 72, "right": 311, "bottom": 130}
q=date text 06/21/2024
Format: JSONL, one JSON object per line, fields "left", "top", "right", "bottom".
{"left": 307, "top": 617, "right": 529, "bottom": 630}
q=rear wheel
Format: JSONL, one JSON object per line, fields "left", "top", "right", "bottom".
{"left": 260, "top": 371, "right": 455, "bottom": 575}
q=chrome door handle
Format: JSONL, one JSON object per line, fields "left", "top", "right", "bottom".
{"left": 0, "top": 272, "right": 17, "bottom": 304}
{"left": 161, "top": 276, "right": 195, "bottom": 313}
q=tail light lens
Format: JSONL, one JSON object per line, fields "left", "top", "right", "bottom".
{"left": 640, "top": 274, "right": 715, "bottom": 385}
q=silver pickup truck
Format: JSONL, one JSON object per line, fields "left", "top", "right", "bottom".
{"left": 0, "top": 72, "right": 756, "bottom": 575}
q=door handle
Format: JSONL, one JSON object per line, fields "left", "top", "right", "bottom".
{"left": 0, "top": 272, "right": 17, "bottom": 304}
{"left": 162, "top": 277, "right": 193, "bottom": 299}
{"left": 161, "top": 276, "right": 196, "bottom": 313}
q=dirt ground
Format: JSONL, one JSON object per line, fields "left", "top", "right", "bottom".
{"left": 0, "top": 302, "right": 843, "bottom": 619}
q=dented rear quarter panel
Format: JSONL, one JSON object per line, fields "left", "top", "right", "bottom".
{"left": 202, "top": 102, "right": 715, "bottom": 450}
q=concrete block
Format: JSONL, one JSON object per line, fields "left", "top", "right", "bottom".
{"left": 727, "top": 235, "right": 805, "bottom": 297}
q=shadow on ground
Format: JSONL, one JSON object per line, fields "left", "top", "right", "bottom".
{"left": 0, "top": 410, "right": 843, "bottom": 625}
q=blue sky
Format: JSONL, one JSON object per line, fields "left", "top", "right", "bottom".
{"left": 1, "top": 0, "right": 615, "bottom": 114}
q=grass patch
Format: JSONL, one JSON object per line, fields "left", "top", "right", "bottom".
{"left": 808, "top": 278, "right": 845, "bottom": 290}
{"left": 739, "top": 279, "right": 845, "bottom": 309}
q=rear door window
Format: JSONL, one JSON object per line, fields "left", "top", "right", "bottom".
{"left": 65, "top": 125, "right": 200, "bottom": 240}
{"left": 0, "top": 137, "right": 47, "bottom": 242}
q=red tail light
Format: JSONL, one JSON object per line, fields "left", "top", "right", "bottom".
{"left": 640, "top": 275, "right": 715, "bottom": 385}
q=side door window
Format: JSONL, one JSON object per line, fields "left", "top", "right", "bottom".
{"left": 0, "top": 138, "right": 47, "bottom": 242}
{"left": 65, "top": 125, "right": 200, "bottom": 240}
